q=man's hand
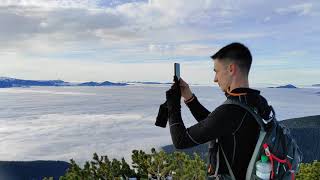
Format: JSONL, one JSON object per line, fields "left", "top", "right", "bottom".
{"left": 179, "top": 78, "right": 193, "bottom": 101}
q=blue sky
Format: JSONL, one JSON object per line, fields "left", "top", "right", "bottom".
{"left": 0, "top": 0, "right": 319, "bottom": 86}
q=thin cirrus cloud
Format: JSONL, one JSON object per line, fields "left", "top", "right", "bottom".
{"left": 275, "top": 3, "right": 314, "bottom": 16}
{"left": 0, "top": 0, "right": 319, "bottom": 85}
{"left": 0, "top": 0, "right": 99, "bottom": 8}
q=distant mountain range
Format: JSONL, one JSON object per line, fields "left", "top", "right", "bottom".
{"left": 268, "top": 84, "right": 298, "bottom": 89}
{"left": 78, "top": 81, "right": 127, "bottom": 86}
{"left": 0, "top": 77, "right": 128, "bottom": 88}
{"left": 126, "top": 81, "right": 172, "bottom": 85}
{"left": 0, "top": 77, "right": 175, "bottom": 88}
{"left": 1, "top": 77, "right": 319, "bottom": 88}
{"left": 268, "top": 84, "right": 320, "bottom": 89}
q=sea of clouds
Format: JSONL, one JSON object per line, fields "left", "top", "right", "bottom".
{"left": 0, "top": 85, "right": 319, "bottom": 165}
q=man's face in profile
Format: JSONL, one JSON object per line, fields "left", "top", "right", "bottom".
{"left": 213, "top": 59, "right": 232, "bottom": 92}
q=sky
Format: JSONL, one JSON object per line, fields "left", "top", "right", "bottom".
{"left": 0, "top": 0, "right": 319, "bottom": 86}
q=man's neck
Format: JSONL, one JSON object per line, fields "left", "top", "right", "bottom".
{"left": 229, "top": 78, "right": 249, "bottom": 92}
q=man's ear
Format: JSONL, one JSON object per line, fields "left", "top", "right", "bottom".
{"left": 228, "top": 63, "right": 236, "bottom": 75}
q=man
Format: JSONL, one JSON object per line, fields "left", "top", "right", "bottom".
{"left": 166, "top": 42, "right": 273, "bottom": 179}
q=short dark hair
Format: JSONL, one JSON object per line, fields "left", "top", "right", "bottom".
{"left": 211, "top": 42, "right": 252, "bottom": 75}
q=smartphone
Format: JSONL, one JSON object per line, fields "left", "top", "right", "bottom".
{"left": 174, "top": 63, "right": 180, "bottom": 81}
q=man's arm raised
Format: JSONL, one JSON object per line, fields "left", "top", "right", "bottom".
{"left": 179, "top": 78, "right": 210, "bottom": 122}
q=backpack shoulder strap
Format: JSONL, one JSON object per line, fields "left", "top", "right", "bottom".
{"left": 220, "top": 144, "right": 236, "bottom": 180}
{"left": 246, "top": 130, "right": 267, "bottom": 180}
{"left": 223, "top": 98, "right": 272, "bottom": 180}
{"left": 223, "top": 98, "right": 266, "bottom": 131}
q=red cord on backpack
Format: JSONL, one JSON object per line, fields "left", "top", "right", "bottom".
{"left": 263, "top": 143, "right": 294, "bottom": 180}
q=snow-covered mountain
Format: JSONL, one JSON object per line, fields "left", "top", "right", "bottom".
{"left": 0, "top": 77, "right": 128, "bottom": 88}
{"left": 0, "top": 77, "right": 69, "bottom": 87}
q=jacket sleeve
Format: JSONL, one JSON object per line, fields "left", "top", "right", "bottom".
{"left": 185, "top": 95, "right": 210, "bottom": 122}
{"left": 169, "top": 104, "right": 244, "bottom": 149}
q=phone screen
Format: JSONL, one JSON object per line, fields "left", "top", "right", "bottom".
{"left": 174, "top": 63, "right": 180, "bottom": 80}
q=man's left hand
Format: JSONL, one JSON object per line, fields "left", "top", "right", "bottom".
{"left": 166, "top": 81, "right": 181, "bottom": 112}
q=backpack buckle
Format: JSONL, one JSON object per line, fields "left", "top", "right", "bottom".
{"left": 263, "top": 143, "right": 271, "bottom": 156}
{"left": 264, "top": 106, "right": 275, "bottom": 123}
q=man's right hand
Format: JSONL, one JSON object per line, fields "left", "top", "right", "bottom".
{"left": 179, "top": 78, "right": 193, "bottom": 101}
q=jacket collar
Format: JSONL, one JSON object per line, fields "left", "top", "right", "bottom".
{"left": 225, "top": 87, "right": 260, "bottom": 98}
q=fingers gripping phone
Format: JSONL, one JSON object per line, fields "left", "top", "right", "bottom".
{"left": 174, "top": 63, "right": 180, "bottom": 83}
{"left": 155, "top": 63, "right": 180, "bottom": 128}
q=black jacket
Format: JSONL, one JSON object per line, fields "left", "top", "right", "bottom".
{"left": 168, "top": 88, "right": 272, "bottom": 180}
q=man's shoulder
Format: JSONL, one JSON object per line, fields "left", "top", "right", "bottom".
{"left": 214, "top": 99, "right": 263, "bottom": 121}
{"left": 211, "top": 102, "right": 258, "bottom": 134}
{"left": 213, "top": 103, "right": 247, "bottom": 116}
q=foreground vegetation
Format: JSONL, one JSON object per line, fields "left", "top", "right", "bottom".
{"left": 296, "top": 160, "right": 320, "bottom": 180}
{"left": 51, "top": 148, "right": 206, "bottom": 180}
{"left": 43, "top": 148, "right": 319, "bottom": 180}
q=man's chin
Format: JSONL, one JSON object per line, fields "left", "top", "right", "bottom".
{"left": 219, "top": 87, "right": 226, "bottom": 92}
{"left": 217, "top": 85, "right": 226, "bottom": 92}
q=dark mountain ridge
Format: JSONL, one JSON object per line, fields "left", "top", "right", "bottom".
{"left": 162, "top": 115, "right": 320, "bottom": 163}
{"left": 0, "top": 77, "right": 128, "bottom": 88}
{"left": 268, "top": 84, "right": 298, "bottom": 88}
{"left": 0, "top": 161, "right": 69, "bottom": 180}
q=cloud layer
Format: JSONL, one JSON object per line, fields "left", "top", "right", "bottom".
{"left": 0, "top": 86, "right": 320, "bottom": 164}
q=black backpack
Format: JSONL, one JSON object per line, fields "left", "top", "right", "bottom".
{"left": 207, "top": 98, "right": 302, "bottom": 180}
